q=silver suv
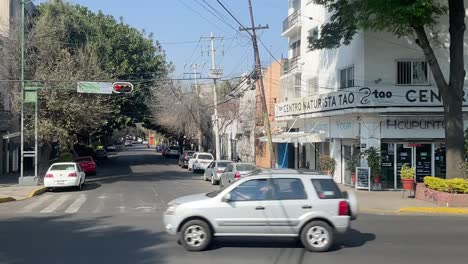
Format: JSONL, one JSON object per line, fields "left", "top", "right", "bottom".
{"left": 163, "top": 169, "right": 358, "bottom": 252}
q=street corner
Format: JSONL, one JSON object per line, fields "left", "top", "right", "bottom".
{"left": 0, "top": 196, "right": 16, "bottom": 204}
{"left": 27, "top": 186, "right": 47, "bottom": 198}
{"left": 399, "top": 207, "right": 468, "bottom": 216}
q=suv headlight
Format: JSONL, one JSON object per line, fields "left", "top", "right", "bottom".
{"left": 165, "top": 203, "right": 180, "bottom": 215}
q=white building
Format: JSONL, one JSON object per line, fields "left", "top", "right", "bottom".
{"left": 276, "top": 0, "right": 468, "bottom": 189}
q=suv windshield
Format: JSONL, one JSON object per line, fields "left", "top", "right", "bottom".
{"left": 206, "top": 186, "right": 228, "bottom": 197}
{"left": 218, "top": 162, "right": 231, "bottom": 167}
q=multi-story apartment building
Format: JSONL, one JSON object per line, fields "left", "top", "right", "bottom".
{"left": 275, "top": 0, "right": 468, "bottom": 189}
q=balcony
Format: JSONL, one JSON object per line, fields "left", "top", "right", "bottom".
{"left": 281, "top": 56, "right": 301, "bottom": 76}
{"left": 282, "top": 10, "right": 302, "bottom": 37}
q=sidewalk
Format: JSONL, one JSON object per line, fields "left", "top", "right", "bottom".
{"left": 341, "top": 185, "right": 468, "bottom": 215}
{"left": 0, "top": 174, "right": 46, "bottom": 203}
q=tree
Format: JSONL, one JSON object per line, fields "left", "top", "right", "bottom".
{"left": 309, "top": 0, "right": 465, "bottom": 178}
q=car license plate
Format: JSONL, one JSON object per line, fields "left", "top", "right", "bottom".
{"left": 55, "top": 180, "right": 65, "bottom": 185}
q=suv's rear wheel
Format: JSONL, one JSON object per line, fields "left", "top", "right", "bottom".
{"left": 179, "top": 220, "right": 212, "bottom": 251}
{"left": 300, "top": 221, "right": 334, "bottom": 252}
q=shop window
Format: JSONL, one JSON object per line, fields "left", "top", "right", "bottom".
{"left": 434, "top": 143, "right": 446, "bottom": 179}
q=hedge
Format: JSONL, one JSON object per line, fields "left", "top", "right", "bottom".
{"left": 424, "top": 176, "right": 468, "bottom": 194}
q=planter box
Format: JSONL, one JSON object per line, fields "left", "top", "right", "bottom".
{"left": 415, "top": 183, "right": 468, "bottom": 207}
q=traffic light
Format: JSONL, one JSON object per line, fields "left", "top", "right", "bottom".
{"left": 112, "top": 82, "right": 134, "bottom": 94}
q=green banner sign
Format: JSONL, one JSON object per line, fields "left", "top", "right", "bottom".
{"left": 77, "top": 82, "right": 113, "bottom": 94}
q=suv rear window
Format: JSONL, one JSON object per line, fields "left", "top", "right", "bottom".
{"left": 198, "top": 154, "right": 213, "bottom": 160}
{"left": 311, "top": 179, "right": 342, "bottom": 199}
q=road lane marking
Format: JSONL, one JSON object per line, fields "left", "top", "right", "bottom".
{"left": 92, "top": 194, "right": 108, "bottom": 213}
{"left": 64, "top": 194, "right": 87, "bottom": 214}
{"left": 18, "top": 195, "right": 52, "bottom": 213}
{"left": 40, "top": 194, "right": 71, "bottom": 213}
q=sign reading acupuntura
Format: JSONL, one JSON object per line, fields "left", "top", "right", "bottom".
{"left": 77, "top": 82, "right": 113, "bottom": 94}
{"left": 275, "top": 86, "right": 468, "bottom": 118}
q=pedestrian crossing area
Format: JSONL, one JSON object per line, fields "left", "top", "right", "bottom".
{"left": 6, "top": 193, "right": 165, "bottom": 215}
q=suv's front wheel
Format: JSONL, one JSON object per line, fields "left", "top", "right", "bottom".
{"left": 179, "top": 220, "right": 212, "bottom": 251}
{"left": 300, "top": 221, "right": 334, "bottom": 252}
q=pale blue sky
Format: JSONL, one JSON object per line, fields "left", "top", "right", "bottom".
{"left": 38, "top": 0, "right": 288, "bottom": 80}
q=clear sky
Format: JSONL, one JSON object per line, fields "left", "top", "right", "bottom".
{"left": 38, "top": 0, "right": 288, "bottom": 81}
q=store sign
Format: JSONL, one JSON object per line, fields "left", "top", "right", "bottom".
{"left": 275, "top": 86, "right": 468, "bottom": 118}
{"left": 330, "top": 117, "right": 359, "bottom": 138}
{"left": 355, "top": 167, "right": 371, "bottom": 191}
{"left": 382, "top": 118, "right": 446, "bottom": 139}
{"left": 304, "top": 117, "right": 330, "bottom": 136}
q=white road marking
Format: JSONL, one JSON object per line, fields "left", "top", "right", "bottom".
{"left": 40, "top": 194, "right": 71, "bottom": 213}
{"left": 118, "top": 193, "right": 126, "bottom": 213}
{"left": 92, "top": 194, "right": 108, "bottom": 213}
{"left": 64, "top": 194, "right": 87, "bottom": 214}
{"left": 18, "top": 195, "right": 53, "bottom": 213}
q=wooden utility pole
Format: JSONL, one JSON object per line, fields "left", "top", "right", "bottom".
{"left": 241, "top": 0, "right": 275, "bottom": 168}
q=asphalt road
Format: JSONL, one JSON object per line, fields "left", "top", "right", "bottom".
{"left": 0, "top": 145, "right": 467, "bottom": 264}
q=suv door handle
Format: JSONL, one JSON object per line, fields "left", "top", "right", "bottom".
{"left": 255, "top": 206, "right": 265, "bottom": 210}
{"left": 302, "top": 205, "right": 313, "bottom": 209}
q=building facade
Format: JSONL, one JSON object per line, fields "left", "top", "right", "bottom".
{"left": 276, "top": 0, "right": 468, "bottom": 188}
{"left": 255, "top": 61, "right": 281, "bottom": 168}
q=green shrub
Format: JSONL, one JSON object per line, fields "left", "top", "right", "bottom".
{"left": 424, "top": 176, "right": 468, "bottom": 194}
{"left": 58, "top": 153, "right": 74, "bottom": 162}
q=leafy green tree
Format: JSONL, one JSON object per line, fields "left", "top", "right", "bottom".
{"left": 309, "top": 0, "right": 465, "bottom": 178}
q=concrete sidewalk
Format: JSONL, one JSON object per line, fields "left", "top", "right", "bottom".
{"left": 341, "top": 185, "right": 468, "bottom": 215}
{"left": 0, "top": 174, "right": 46, "bottom": 203}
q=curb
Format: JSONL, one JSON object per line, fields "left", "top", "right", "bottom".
{"left": 399, "top": 207, "right": 468, "bottom": 215}
{"left": 27, "top": 186, "right": 47, "bottom": 198}
{"left": 0, "top": 197, "right": 16, "bottom": 203}
{"left": 359, "top": 208, "right": 399, "bottom": 215}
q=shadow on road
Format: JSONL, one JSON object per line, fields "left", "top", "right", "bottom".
{"left": 206, "top": 228, "right": 375, "bottom": 252}
{"left": 0, "top": 216, "right": 167, "bottom": 264}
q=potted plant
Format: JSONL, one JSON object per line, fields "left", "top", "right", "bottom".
{"left": 364, "top": 147, "right": 382, "bottom": 183}
{"left": 400, "top": 164, "right": 416, "bottom": 190}
{"left": 345, "top": 152, "right": 362, "bottom": 185}
{"left": 319, "top": 155, "right": 336, "bottom": 176}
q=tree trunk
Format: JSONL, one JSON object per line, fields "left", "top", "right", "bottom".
{"left": 446, "top": 0, "right": 466, "bottom": 178}
{"left": 413, "top": 0, "right": 466, "bottom": 179}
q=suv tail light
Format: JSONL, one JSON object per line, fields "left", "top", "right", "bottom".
{"left": 234, "top": 172, "right": 241, "bottom": 179}
{"left": 45, "top": 173, "right": 54, "bottom": 178}
{"left": 68, "top": 172, "right": 77, "bottom": 177}
{"left": 338, "top": 201, "right": 349, "bottom": 216}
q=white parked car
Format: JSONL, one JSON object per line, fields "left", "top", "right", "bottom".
{"left": 188, "top": 152, "right": 214, "bottom": 172}
{"left": 219, "top": 163, "right": 257, "bottom": 188}
{"left": 44, "top": 162, "right": 86, "bottom": 190}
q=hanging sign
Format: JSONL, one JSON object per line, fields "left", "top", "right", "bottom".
{"left": 355, "top": 167, "right": 371, "bottom": 191}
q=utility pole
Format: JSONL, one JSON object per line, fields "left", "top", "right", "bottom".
{"left": 210, "top": 32, "right": 221, "bottom": 160}
{"left": 191, "top": 64, "right": 203, "bottom": 152}
{"left": 241, "top": 0, "right": 275, "bottom": 168}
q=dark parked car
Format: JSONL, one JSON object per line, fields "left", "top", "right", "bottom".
{"left": 178, "top": 151, "right": 195, "bottom": 168}
{"left": 95, "top": 149, "right": 108, "bottom": 160}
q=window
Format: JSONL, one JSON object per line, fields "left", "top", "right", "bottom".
{"left": 294, "top": 74, "right": 302, "bottom": 97}
{"left": 198, "top": 154, "right": 213, "bottom": 160}
{"left": 50, "top": 164, "right": 76, "bottom": 171}
{"left": 308, "top": 27, "right": 319, "bottom": 42}
{"left": 236, "top": 164, "right": 257, "bottom": 171}
{"left": 339, "top": 66, "right": 354, "bottom": 89}
{"left": 307, "top": 77, "right": 319, "bottom": 95}
{"left": 218, "top": 162, "right": 231, "bottom": 167}
{"left": 230, "top": 179, "right": 272, "bottom": 201}
{"left": 224, "top": 165, "right": 232, "bottom": 172}
{"left": 290, "top": 40, "right": 301, "bottom": 58}
{"left": 311, "top": 179, "right": 343, "bottom": 199}
{"left": 271, "top": 178, "right": 307, "bottom": 200}
{"left": 397, "top": 61, "right": 428, "bottom": 85}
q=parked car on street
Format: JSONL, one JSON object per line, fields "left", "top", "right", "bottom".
{"left": 203, "top": 160, "right": 232, "bottom": 185}
{"left": 188, "top": 152, "right": 214, "bottom": 172}
{"left": 179, "top": 150, "right": 195, "bottom": 168}
{"left": 124, "top": 140, "right": 132, "bottom": 147}
{"left": 74, "top": 156, "right": 96, "bottom": 175}
{"left": 106, "top": 144, "right": 117, "bottom": 152}
{"left": 95, "top": 149, "right": 108, "bottom": 160}
{"left": 44, "top": 162, "right": 86, "bottom": 190}
{"left": 164, "top": 146, "right": 180, "bottom": 158}
{"left": 163, "top": 169, "right": 358, "bottom": 252}
{"left": 219, "top": 163, "right": 257, "bottom": 188}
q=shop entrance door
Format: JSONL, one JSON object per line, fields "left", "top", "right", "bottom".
{"left": 396, "top": 144, "right": 413, "bottom": 189}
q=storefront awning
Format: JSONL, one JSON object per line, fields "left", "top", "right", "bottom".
{"left": 258, "top": 132, "right": 326, "bottom": 143}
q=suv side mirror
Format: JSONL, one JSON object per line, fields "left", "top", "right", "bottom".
{"left": 222, "top": 193, "right": 231, "bottom": 203}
